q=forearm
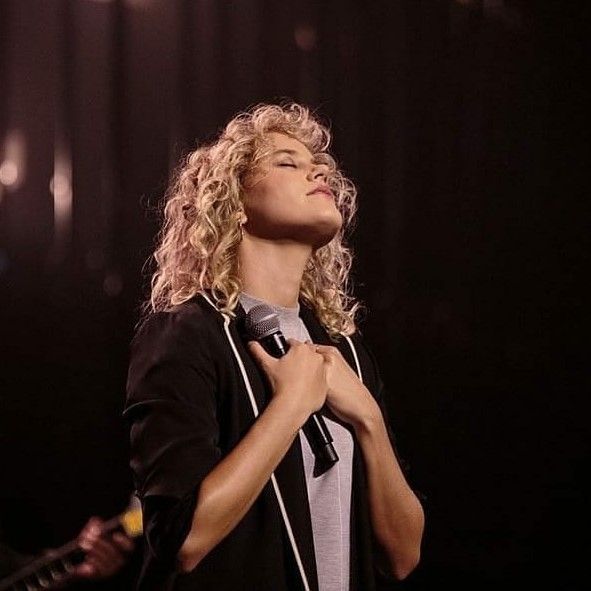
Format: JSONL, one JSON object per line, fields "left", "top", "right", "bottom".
{"left": 178, "top": 395, "right": 307, "bottom": 572}
{"left": 355, "top": 408, "right": 424, "bottom": 580}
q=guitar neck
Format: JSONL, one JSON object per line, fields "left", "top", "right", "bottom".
{"left": 0, "top": 538, "right": 85, "bottom": 591}
{"left": 0, "top": 508, "right": 142, "bottom": 591}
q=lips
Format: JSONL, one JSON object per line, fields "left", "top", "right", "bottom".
{"left": 307, "top": 185, "right": 334, "bottom": 199}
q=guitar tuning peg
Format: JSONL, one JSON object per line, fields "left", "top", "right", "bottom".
{"left": 127, "top": 492, "right": 142, "bottom": 511}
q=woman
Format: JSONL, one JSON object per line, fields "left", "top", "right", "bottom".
{"left": 124, "top": 102, "right": 424, "bottom": 591}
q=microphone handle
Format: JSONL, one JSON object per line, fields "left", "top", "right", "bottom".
{"left": 259, "top": 332, "right": 339, "bottom": 471}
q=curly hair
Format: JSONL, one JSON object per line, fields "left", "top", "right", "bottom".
{"left": 147, "top": 102, "right": 364, "bottom": 339}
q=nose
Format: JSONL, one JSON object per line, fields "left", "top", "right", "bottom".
{"left": 308, "top": 163, "right": 329, "bottom": 183}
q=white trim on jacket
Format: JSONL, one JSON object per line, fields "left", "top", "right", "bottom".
{"left": 199, "top": 291, "right": 363, "bottom": 591}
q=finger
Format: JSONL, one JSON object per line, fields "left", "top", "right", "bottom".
{"left": 87, "top": 540, "right": 126, "bottom": 576}
{"left": 313, "top": 344, "right": 331, "bottom": 351}
{"left": 75, "top": 552, "right": 114, "bottom": 580}
{"left": 79, "top": 552, "right": 121, "bottom": 580}
{"left": 78, "top": 521, "right": 102, "bottom": 551}
{"left": 85, "top": 541, "right": 114, "bottom": 566}
{"left": 246, "top": 340, "right": 274, "bottom": 363}
{"left": 112, "top": 532, "right": 135, "bottom": 553}
{"left": 307, "top": 342, "right": 324, "bottom": 353}
{"left": 80, "top": 516, "right": 102, "bottom": 538}
{"left": 313, "top": 344, "right": 338, "bottom": 357}
{"left": 74, "top": 561, "right": 98, "bottom": 579}
{"left": 92, "top": 536, "right": 127, "bottom": 562}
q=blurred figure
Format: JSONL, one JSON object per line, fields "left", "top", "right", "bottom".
{"left": 74, "top": 516, "right": 135, "bottom": 582}
{"left": 0, "top": 515, "right": 135, "bottom": 590}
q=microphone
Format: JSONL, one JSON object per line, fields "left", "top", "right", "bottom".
{"left": 244, "top": 303, "right": 339, "bottom": 476}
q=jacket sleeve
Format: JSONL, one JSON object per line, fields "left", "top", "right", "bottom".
{"left": 362, "top": 335, "right": 427, "bottom": 501}
{"left": 354, "top": 334, "right": 411, "bottom": 477}
{"left": 123, "top": 307, "right": 222, "bottom": 565}
{"left": 354, "top": 333, "right": 426, "bottom": 585}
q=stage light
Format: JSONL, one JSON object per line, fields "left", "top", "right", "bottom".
{"left": 294, "top": 24, "right": 317, "bottom": 52}
{"left": 0, "top": 160, "right": 18, "bottom": 187}
{"left": 49, "top": 171, "right": 73, "bottom": 215}
{"left": 48, "top": 149, "right": 73, "bottom": 264}
{"left": 103, "top": 272, "right": 123, "bottom": 297}
{"left": 1, "top": 130, "right": 26, "bottom": 192}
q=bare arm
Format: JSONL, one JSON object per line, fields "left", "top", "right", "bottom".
{"left": 314, "top": 343, "right": 424, "bottom": 580}
{"left": 355, "top": 409, "right": 424, "bottom": 580}
{"left": 178, "top": 339, "right": 326, "bottom": 572}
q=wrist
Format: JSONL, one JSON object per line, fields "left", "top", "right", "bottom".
{"left": 352, "top": 398, "right": 384, "bottom": 436}
{"left": 268, "top": 392, "right": 312, "bottom": 430}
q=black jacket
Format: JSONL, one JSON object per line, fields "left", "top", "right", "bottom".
{"left": 124, "top": 291, "right": 405, "bottom": 591}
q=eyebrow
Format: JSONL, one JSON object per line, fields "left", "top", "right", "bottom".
{"left": 272, "top": 149, "right": 322, "bottom": 164}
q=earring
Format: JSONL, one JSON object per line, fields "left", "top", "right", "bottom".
{"left": 238, "top": 213, "right": 247, "bottom": 241}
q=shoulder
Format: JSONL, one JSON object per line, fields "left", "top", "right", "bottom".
{"left": 130, "top": 295, "right": 224, "bottom": 363}
{"left": 341, "top": 328, "right": 383, "bottom": 392}
{"left": 125, "top": 296, "right": 225, "bottom": 407}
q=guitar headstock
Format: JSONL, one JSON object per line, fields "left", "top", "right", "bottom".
{"left": 118, "top": 494, "right": 143, "bottom": 538}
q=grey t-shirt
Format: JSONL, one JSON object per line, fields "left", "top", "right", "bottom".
{"left": 239, "top": 292, "right": 354, "bottom": 591}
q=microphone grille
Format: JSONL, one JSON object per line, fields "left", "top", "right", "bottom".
{"left": 245, "top": 304, "right": 280, "bottom": 339}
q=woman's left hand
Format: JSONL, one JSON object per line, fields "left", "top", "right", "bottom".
{"left": 311, "top": 343, "right": 381, "bottom": 430}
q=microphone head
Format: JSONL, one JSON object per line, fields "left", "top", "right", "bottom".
{"left": 244, "top": 304, "right": 280, "bottom": 340}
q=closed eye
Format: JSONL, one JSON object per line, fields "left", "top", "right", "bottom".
{"left": 278, "top": 162, "right": 297, "bottom": 168}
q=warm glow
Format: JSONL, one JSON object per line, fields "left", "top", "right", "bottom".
{"left": 50, "top": 169, "right": 72, "bottom": 224}
{"left": 125, "top": 0, "right": 154, "bottom": 7}
{"left": 294, "top": 24, "right": 317, "bottom": 52}
{"left": 0, "top": 160, "right": 18, "bottom": 187}
{"left": 1, "top": 130, "right": 26, "bottom": 191}
{"left": 103, "top": 272, "right": 123, "bottom": 297}
{"left": 50, "top": 172, "right": 73, "bottom": 209}
{"left": 49, "top": 148, "right": 73, "bottom": 263}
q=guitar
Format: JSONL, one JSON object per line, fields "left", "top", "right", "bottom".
{"left": 0, "top": 500, "right": 142, "bottom": 591}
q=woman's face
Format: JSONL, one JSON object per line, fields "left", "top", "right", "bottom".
{"left": 241, "top": 132, "right": 343, "bottom": 249}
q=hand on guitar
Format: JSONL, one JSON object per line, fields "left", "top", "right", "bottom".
{"left": 0, "top": 500, "right": 142, "bottom": 591}
{"left": 73, "top": 517, "right": 135, "bottom": 581}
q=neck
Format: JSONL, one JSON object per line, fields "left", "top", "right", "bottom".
{"left": 237, "top": 234, "right": 312, "bottom": 308}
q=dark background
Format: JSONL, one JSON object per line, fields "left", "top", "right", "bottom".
{"left": 0, "top": 1, "right": 587, "bottom": 590}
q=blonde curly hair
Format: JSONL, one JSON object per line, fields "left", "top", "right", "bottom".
{"left": 147, "top": 102, "right": 364, "bottom": 339}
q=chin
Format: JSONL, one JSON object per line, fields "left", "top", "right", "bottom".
{"left": 310, "top": 220, "right": 342, "bottom": 250}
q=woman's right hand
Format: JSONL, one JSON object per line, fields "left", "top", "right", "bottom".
{"left": 247, "top": 338, "right": 327, "bottom": 419}
{"left": 178, "top": 338, "right": 328, "bottom": 572}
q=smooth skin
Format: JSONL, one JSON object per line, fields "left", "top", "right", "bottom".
{"left": 178, "top": 133, "right": 424, "bottom": 579}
